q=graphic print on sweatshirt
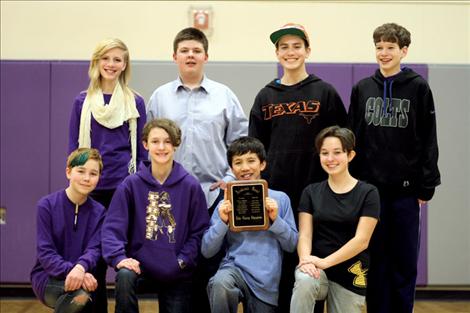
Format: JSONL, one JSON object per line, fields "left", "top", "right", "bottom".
{"left": 262, "top": 99, "right": 321, "bottom": 124}
{"left": 145, "top": 191, "right": 176, "bottom": 243}
{"left": 365, "top": 97, "right": 410, "bottom": 128}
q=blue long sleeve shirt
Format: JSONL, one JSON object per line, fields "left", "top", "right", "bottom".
{"left": 147, "top": 76, "right": 248, "bottom": 207}
{"left": 201, "top": 189, "right": 298, "bottom": 305}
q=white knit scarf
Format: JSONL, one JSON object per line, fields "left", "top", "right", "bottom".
{"left": 78, "top": 82, "right": 140, "bottom": 173}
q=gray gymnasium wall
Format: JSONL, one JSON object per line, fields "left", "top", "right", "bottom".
{"left": 427, "top": 65, "right": 470, "bottom": 284}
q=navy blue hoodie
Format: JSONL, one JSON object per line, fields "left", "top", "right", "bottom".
{"left": 348, "top": 68, "right": 441, "bottom": 200}
{"left": 249, "top": 74, "right": 347, "bottom": 209}
{"left": 102, "top": 161, "right": 209, "bottom": 282}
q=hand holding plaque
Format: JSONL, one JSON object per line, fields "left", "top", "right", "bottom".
{"left": 226, "top": 179, "right": 269, "bottom": 232}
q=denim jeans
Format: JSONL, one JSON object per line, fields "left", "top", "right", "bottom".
{"left": 207, "top": 267, "right": 276, "bottom": 313}
{"left": 290, "top": 268, "right": 364, "bottom": 313}
{"left": 115, "top": 268, "right": 192, "bottom": 313}
{"left": 44, "top": 278, "right": 91, "bottom": 313}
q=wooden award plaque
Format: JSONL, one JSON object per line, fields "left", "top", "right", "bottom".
{"left": 227, "top": 179, "right": 269, "bottom": 232}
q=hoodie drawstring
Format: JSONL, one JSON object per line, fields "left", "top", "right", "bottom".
{"left": 382, "top": 80, "right": 388, "bottom": 116}
{"left": 382, "top": 78, "right": 395, "bottom": 117}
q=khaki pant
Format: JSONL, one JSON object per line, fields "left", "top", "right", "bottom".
{"left": 290, "top": 268, "right": 364, "bottom": 313}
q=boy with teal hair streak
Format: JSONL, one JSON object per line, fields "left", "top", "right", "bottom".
{"left": 31, "top": 148, "right": 105, "bottom": 313}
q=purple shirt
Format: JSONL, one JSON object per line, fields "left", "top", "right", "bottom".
{"left": 30, "top": 190, "right": 105, "bottom": 303}
{"left": 68, "top": 92, "right": 147, "bottom": 190}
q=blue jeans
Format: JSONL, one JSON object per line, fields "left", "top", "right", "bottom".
{"left": 115, "top": 268, "right": 192, "bottom": 313}
{"left": 291, "top": 268, "right": 364, "bottom": 313}
{"left": 44, "top": 278, "right": 91, "bottom": 313}
{"left": 207, "top": 267, "right": 276, "bottom": 313}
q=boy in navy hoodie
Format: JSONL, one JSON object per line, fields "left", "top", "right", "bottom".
{"left": 102, "top": 118, "right": 210, "bottom": 313}
{"left": 201, "top": 136, "right": 298, "bottom": 313}
{"left": 348, "top": 23, "right": 441, "bottom": 313}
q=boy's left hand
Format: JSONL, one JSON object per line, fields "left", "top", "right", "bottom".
{"left": 265, "top": 197, "right": 278, "bottom": 222}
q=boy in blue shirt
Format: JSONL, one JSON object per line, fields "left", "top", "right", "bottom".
{"left": 201, "top": 136, "right": 298, "bottom": 313}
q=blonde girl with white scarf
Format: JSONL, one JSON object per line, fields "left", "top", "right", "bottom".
{"left": 68, "top": 38, "right": 147, "bottom": 313}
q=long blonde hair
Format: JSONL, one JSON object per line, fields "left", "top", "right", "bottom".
{"left": 86, "top": 38, "right": 133, "bottom": 99}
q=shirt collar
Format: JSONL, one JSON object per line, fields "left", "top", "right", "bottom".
{"left": 173, "top": 75, "right": 210, "bottom": 94}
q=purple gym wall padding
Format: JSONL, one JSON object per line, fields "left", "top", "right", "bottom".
{"left": 50, "top": 61, "right": 89, "bottom": 192}
{"left": 0, "top": 61, "right": 51, "bottom": 282}
{"left": 0, "top": 60, "right": 429, "bottom": 285}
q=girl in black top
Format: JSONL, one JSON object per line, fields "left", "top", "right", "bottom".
{"left": 290, "top": 126, "right": 380, "bottom": 313}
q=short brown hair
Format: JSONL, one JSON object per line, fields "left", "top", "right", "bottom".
{"left": 315, "top": 126, "right": 355, "bottom": 154}
{"left": 67, "top": 148, "right": 103, "bottom": 173}
{"left": 173, "top": 27, "right": 209, "bottom": 54}
{"left": 142, "top": 119, "right": 182, "bottom": 147}
{"left": 373, "top": 23, "right": 411, "bottom": 48}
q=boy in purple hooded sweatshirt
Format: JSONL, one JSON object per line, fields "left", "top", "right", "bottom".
{"left": 102, "top": 118, "right": 210, "bottom": 313}
{"left": 31, "top": 148, "right": 105, "bottom": 313}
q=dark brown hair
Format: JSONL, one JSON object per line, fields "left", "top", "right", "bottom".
{"left": 373, "top": 23, "right": 411, "bottom": 48}
{"left": 173, "top": 27, "right": 209, "bottom": 54}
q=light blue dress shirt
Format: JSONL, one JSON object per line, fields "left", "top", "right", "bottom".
{"left": 147, "top": 76, "right": 248, "bottom": 207}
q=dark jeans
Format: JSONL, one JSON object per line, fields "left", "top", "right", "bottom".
{"left": 190, "top": 189, "right": 225, "bottom": 313}
{"left": 115, "top": 268, "right": 192, "bottom": 313}
{"left": 89, "top": 188, "right": 115, "bottom": 313}
{"left": 44, "top": 278, "right": 91, "bottom": 313}
{"left": 366, "top": 195, "right": 420, "bottom": 313}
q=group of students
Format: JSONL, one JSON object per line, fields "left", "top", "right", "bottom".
{"left": 30, "top": 21, "right": 440, "bottom": 313}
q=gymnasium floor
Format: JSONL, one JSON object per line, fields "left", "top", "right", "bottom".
{"left": 1, "top": 298, "right": 469, "bottom": 313}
